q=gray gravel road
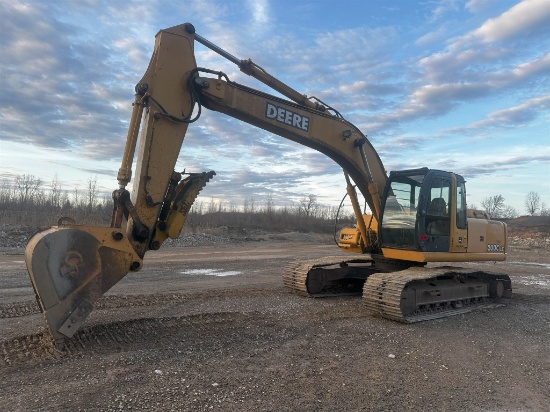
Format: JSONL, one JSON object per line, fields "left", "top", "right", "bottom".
{"left": 1, "top": 240, "right": 549, "bottom": 411}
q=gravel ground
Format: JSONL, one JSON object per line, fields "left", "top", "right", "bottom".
{"left": 0, "top": 233, "right": 549, "bottom": 411}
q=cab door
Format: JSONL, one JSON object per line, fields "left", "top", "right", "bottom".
{"left": 417, "top": 172, "right": 451, "bottom": 252}
{"left": 450, "top": 175, "right": 468, "bottom": 252}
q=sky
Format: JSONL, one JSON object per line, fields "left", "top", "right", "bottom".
{"left": 1, "top": 0, "right": 549, "bottom": 215}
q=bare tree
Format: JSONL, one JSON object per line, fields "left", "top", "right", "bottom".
{"left": 49, "top": 174, "right": 62, "bottom": 208}
{"left": 265, "top": 194, "right": 274, "bottom": 215}
{"left": 481, "top": 195, "right": 505, "bottom": 218}
{"left": 73, "top": 187, "right": 80, "bottom": 207}
{"left": 501, "top": 205, "right": 518, "bottom": 219}
{"left": 87, "top": 176, "right": 98, "bottom": 211}
{"left": 61, "top": 191, "right": 71, "bottom": 211}
{"left": 249, "top": 196, "right": 255, "bottom": 213}
{"left": 15, "top": 174, "right": 43, "bottom": 206}
{"left": 207, "top": 197, "right": 217, "bottom": 214}
{"left": 194, "top": 200, "right": 204, "bottom": 215}
{"left": 0, "top": 180, "right": 11, "bottom": 206}
{"left": 299, "top": 194, "right": 319, "bottom": 217}
{"left": 228, "top": 201, "right": 238, "bottom": 213}
{"left": 524, "top": 191, "right": 541, "bottom": 215}
{"left": 541, "top": 202, "right": 550, "bottom": 216}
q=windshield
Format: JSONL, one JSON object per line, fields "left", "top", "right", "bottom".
{"left": 380, "top": 173, "right": 424, "bottom": 249}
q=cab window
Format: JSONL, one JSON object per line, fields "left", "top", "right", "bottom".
{"left": 456, "top": 182, "right": 467, "bottom": 229}
{"left": 380, "top": 174, "right": 424, "bottom": 249}
{"left": 426, "top": 178, "right": 450, "bottom": 235}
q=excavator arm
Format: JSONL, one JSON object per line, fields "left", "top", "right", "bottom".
{"left": 119, "top": 23, "right": 388, "bottom": 256}
{"left": 116, "top": 23, "right": 386, "bottom": 254}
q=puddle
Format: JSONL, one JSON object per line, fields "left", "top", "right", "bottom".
{"left": 180, "top": 268, "right": 241, "bottom": 277}
{"left": 516, "top": 275, "right": 550, "bottom": 288}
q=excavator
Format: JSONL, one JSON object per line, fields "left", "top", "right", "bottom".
{"left": 25, "top": 23, "right": 511, "bottom": 345}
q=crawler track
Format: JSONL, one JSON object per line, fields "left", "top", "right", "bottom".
{"left": 284, "top": 258, "right": 512, "bottom": 323}
{"left": 283, "top": 256, "right": 373, "bottom": 297}
{"left": 283, "top": 257, "right": 344, "bottom": 296}
{"left": 363, "top": 267, "right": 512, "bottom": 322}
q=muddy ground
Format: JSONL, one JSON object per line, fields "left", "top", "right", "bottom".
{"left": 0, "top": 235, "right": 549, "bottom": 411}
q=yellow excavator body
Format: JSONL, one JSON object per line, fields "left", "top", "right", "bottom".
{"left": 25, "top": 23, "right": 511, "bottom": 344}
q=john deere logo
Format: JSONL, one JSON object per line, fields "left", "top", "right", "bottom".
{"left": 265, "top": 102, "right": 309, "bottom": 131}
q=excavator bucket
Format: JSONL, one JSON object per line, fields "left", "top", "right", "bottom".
{"left": 25, "top": 224, "right": 142, "bottom": 344}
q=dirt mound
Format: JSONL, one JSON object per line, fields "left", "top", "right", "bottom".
{"left": 0, "top": 225, "right": 37, "bottom": 248}
{"left": 504, "top": 216, "right": 550, "bottom": 249}
{"left": 505, "top": 215, "right": 550, "bottom": 232}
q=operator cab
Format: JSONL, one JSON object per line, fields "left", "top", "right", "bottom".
{"left": 378, "top": 168, "right": 467, "bottom": 253}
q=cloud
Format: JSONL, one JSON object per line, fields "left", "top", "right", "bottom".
{"left": 418, "top": 1, "right": 550, "bottom": 84}
{"left": 416, "top": 26, "right": 447, "bottom": 46}
{"left": 473, "top": 0, "right": 550, "bottom": 43}
{"left": 429, "top": 0, "right": 460, "bottom": 22}
{"left": 442, "top": 95, "right": 550, "bottom": 135}
{"left": 509, "top": 52, "right": 550, "bottom": 82}
{"left": 0, "top": 1, "right": 144, "bottom": 160}
{"left": 465, "top": 0, "right": 498, "bottom": 13}
{"left": 1, "top": 0, "right": 548, "bottom": 211}
{"left": 326, "top": 2, "right": 549, "bottom": 139}
{"left": 371, "top": 49, "right": 550, "bottom": 131}
{"left": 375, "top": 135, "right": 426, "bottom": 155}
{"left": 192, "top": 160, "right": 342, "bottom": 206}
{"left": 247, "top": 0, "right": 270, "bottom": 28}
{"left": 458, "top": 152, "right": 550, "bottom": 178}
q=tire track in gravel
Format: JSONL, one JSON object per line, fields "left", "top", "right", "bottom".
{"left": 1, "top": 312, "right": 255, "bottom": 368}
{"left": 0, "top": 288, "right": 278, "bottom": 319}
{"left": 0, "top": 301, "right": 40, "bottom": 318}
{"left": 508, "top": 292, "right": 550, "bottom": 305}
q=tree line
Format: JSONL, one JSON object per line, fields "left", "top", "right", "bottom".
{"left": 0, "top": 174, "right": 354, "bottom": 233}
{"left": 0, "top": 174, "right": 111, "bottom": 227}
{"left": 478, "top": 191, "right": 549, "bottom": 219}
{"left": 0, "top": 175, "right": 547, "bottom": 231}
